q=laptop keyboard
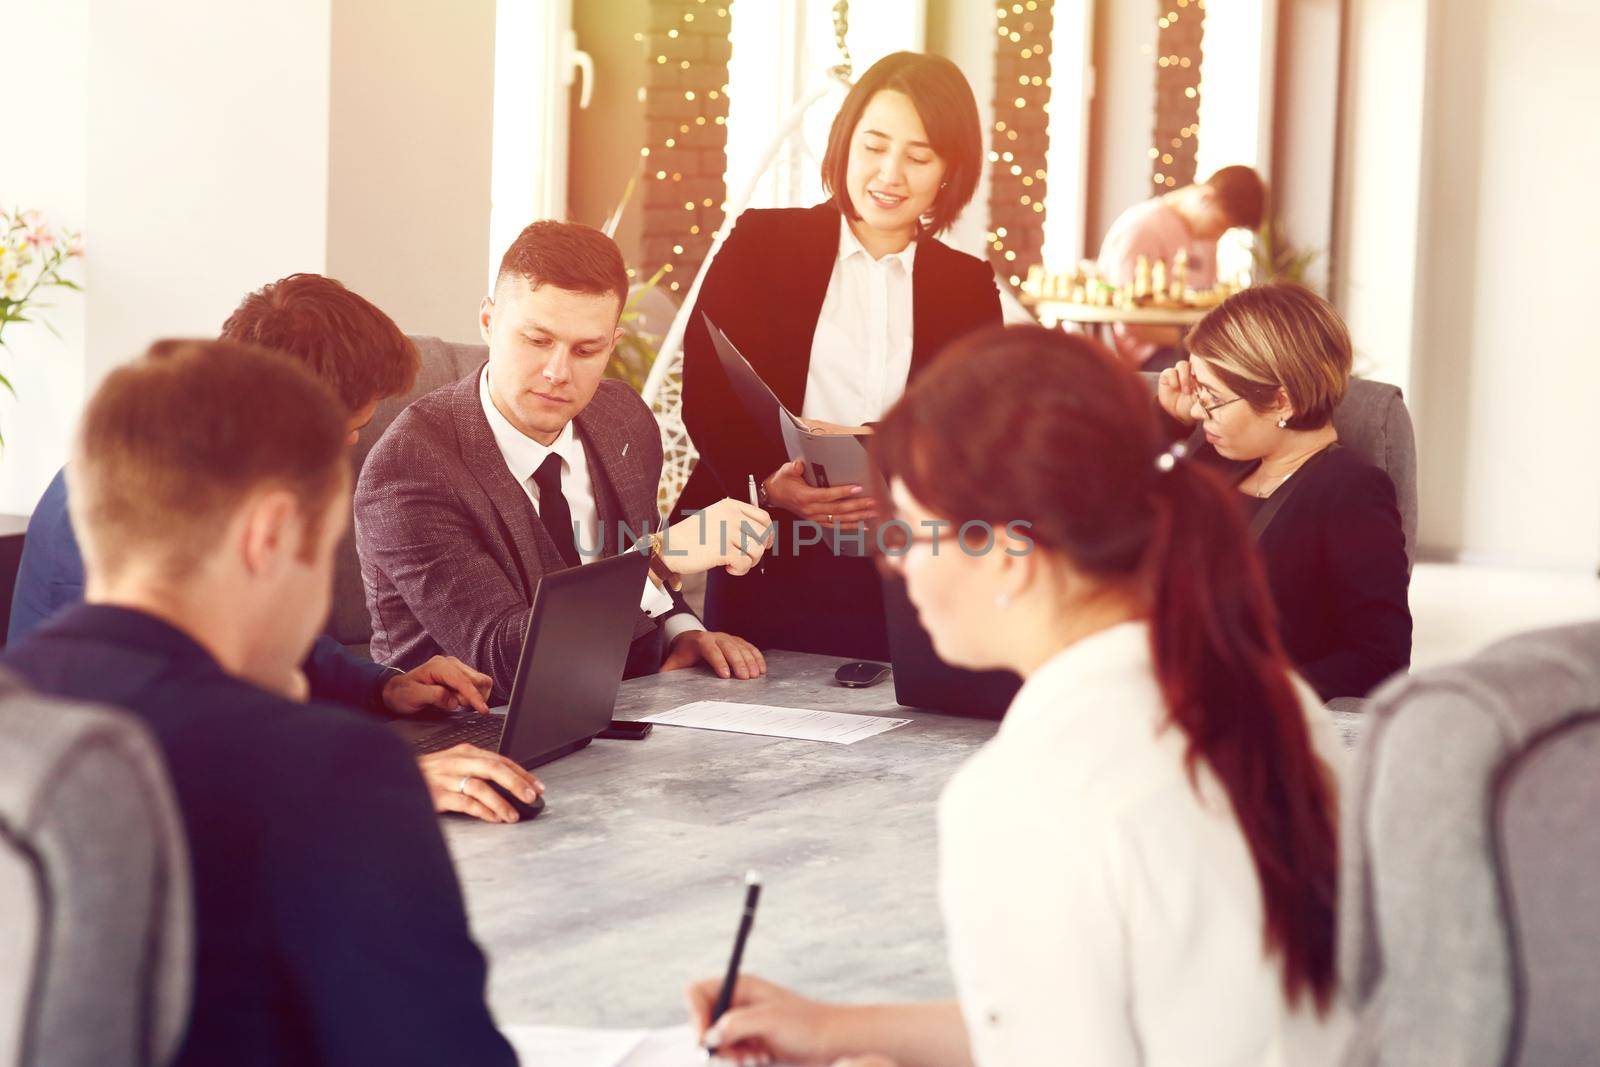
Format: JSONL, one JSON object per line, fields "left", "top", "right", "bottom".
{"left": 408, "top": 714, "right": 506, "bottom": 755}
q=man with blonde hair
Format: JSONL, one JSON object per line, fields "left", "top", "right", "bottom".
{"left": 1, "top": 340, "right": 517, "bottom": 1066}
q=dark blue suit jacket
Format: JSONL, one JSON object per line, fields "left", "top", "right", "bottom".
{"left": 1, "top": 605, "right": 516, "bottom": 1066}
{"left": 8, "top": 468, "right": 391, "bottom": 711}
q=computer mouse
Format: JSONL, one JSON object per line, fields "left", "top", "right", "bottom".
{"left": 834, "top": 660, "right": 891, "bottom": 688}
{"left": 488, "top": 781, "right": 546, "bottom": 822}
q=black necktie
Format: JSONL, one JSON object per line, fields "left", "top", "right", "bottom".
{"left": 532, "top": 453, "right": 582, "bottom": 570}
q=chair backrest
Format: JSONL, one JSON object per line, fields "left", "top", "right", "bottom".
{"left": 1339, "top": 621, "right": 1600, "bottom": 1065}
{"left": 0, "top": 672, "right": 191, "bottom": 1067}
{"left": 329, "top": 335, "right": 486, "bottom": 651}
{"left": 1330, "top": 379, "right": 1418, "bottom": 566}
{"left": 1141, "top": 373, "right": 1419, "bottom": 566}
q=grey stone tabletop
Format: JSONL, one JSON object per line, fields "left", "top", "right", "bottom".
{"left": 443, "top": 649, "right": 999, "bottom": 1031}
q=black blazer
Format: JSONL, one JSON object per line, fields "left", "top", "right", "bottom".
{"left": 679, "top": 202, "right": 1003, "bottom": 510}
{"left": 1, "top": 606, "right": 515, "bottom": 1067}
{"left": 1210, "top": 444, "right": 1413, "bottom": 700}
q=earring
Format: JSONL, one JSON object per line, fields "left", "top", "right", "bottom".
{"left": 1276, "top": 417, "right": 1288, "bottom": 428}
{"left": 994, "top": 591, "right": 1011, "bottom": 608}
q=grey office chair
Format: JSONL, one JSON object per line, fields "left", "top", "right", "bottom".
{"left": 0, "top": 672, "right": 192, "bottom": 1067}
{"left": 1340, "top": 621, "right": 1600, "bottom": 1065}
{"left": 329, "top": 336, "right": 486, "bottom": 654}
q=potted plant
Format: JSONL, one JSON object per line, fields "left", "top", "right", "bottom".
{"left": 1, "top": 206, "right": 84, "bottom": 447}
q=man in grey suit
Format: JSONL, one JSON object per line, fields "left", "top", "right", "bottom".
{"left": 356, "top": 221, "right": 770, "bottom": 701}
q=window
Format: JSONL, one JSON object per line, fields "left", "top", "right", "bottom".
{"left": 725, "top": 0, "right": 924, "bottom": 213}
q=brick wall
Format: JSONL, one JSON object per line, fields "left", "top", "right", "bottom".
{"left": 640, "top": 0, "right": 732, "bottom": 298}
{"left": 1150, "top": 0, "right": 1204, "bottom": 192}
{"left": 987, "top": 1, "right": 1054, "bottom": 287}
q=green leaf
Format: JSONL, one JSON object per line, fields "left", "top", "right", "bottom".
{"left": 0, "top": 370, "right": 14, "bottom": 397}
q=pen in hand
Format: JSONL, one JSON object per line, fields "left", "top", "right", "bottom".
{"left": 746, "top": 474, "right": 766, "bottom": 576}
{"left": 703, "top": 870, "right": 763, "bottom": 1059}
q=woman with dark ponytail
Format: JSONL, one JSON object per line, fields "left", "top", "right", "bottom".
{"left": 684, "top": 326, "right": 1350, "bottom": 1066}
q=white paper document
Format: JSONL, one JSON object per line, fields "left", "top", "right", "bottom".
{"left": 640, "top": 701, "right": 910, "bottom": 745}
{"left": 502, "top": 1023, "right": 699, "bottom": 1067}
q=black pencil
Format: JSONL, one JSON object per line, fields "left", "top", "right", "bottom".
{"left": 704, "top": 870, "right": 762, "bottom": 1057}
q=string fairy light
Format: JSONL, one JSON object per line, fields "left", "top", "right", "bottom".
{"left": 638, "top": 2, "right": 734, "bottom": 292}
{"left": 988, "top": 1, "right": 1054, "bottom": 289}
{"left": 1149, "top": 0, "right": 1205, "bottom": 190}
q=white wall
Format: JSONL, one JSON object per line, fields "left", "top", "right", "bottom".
{"left": 1408, "top": 0, "right": 1600, "bottom": 570}
{"left": 0, "top": 0, "right": 333, "bottom": 516}
{"left": 85, "top": 1, "right": 333, "bottom": 385}
{"left": 328, "top": 0, "right": 494, "bottom": 341}
{"left": 1332, "top": 0, "right": 1429, "bottom": 388}
{"left": 0, "top": 0, "right": 89, "bottom": 516}
{"left": 1086, "top": 0, "right": 1157, "bottom": 252}
{"left": 1270, "top": 0, "right": 1341, "bottom": 294}
{"left": 1, "top": 1, "right": 508, "bottom": 516}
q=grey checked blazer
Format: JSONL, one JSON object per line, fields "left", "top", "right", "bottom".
{"left": 353, "top": 367, "right": 683, "bottom": 701}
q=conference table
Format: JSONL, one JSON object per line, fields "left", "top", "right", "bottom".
{"left": 443, "top": 650, "right": 999, "bottom": 1031}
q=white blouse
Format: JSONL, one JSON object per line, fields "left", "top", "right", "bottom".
{"left": 800, "top": 217, "right": 917, "bottom": 427}
{"left": 938, "top": 622, "right": 1352, "bottom": 1066}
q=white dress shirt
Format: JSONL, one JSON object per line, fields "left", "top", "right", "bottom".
{"left": 478, "top": 368, "right": 702, "bottom": 643}
{"left": 938, "top": 621, "right": 1352, "bottom": 1067}
{"left": 800, "top": 217, "right": 917, "bottom": 426}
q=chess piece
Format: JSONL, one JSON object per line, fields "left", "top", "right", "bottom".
{"left": 1151, "top": 259, "right": 1168, "bottom": 305}
{"left": 1133, "top": 255, "right": 1151, "bottom": 300}
{"left": 1023, "top": 264, "right": 1044, "bottom": 298}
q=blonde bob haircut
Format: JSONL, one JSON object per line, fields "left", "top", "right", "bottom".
{"left": 1184, "top": 282, "right": 1352, "bottom": 431}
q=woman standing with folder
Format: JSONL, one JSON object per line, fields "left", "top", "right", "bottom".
{"left": 680, "top": 51, "right": 1002, "bottom": 660}
{"left": 686, "top": 328, "right": 1351, "bottom": 1065}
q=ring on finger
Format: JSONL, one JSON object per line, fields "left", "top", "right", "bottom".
{"left": 456, "top": 775, "right": 471, "bottom": 794}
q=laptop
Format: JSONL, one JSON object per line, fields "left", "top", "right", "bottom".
{"left": 393, "top": 550, "right": 650, "bottom": 768}
{"left": 881, "top": 575, "right": 1021, "bottom": 720}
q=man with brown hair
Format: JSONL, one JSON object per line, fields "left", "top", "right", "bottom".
{"left": 10, "top": 273, "right": 543, "bottom": 823}
{"left": 1, "top": 341, "right": 516, "bottom": 1066}
{"left": 357, "top": 220, "right": 770, "bottom": 697}
{"left": 1097, "top": 164, "right": 1267, "bottom": 368}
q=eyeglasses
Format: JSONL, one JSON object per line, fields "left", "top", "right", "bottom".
{"left": 1195, "top": 384, "right": 1244, "bottom": 417}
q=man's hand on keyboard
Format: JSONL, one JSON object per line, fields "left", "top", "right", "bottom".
{"left": 382, "top": 655, "right": 493, "bottom": 717}
{"left": 417, "top": 744, "right": 544, "bottom": 823}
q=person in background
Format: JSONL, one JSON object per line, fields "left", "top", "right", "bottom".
{"left": 1157, "top": 281, "right": 1412, "bottom": 701}
{"left": 356, "top": 220, "right": 771, "bottom": 698}
{"left": 1, "top": 341, "right": 517, "bottom": 1066}
{"left": 684, "top": 326, "right": 1350, "bottom": 1067}
{"left": 1097, "top": 164, "right": 1266, "bottom": 369}
{"left": 679, "top": 51, "right": 1002, "bottom": 661}
{"left": 8, "top": 274, "right": 542, "bottom": 823}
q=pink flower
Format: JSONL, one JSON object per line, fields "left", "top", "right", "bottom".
{"left": 68, "top": 233, "right": 85, "bottom": 257}
{"left": 24, "top": 229, "right": 55, "bottom": 251}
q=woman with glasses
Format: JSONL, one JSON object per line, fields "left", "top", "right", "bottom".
{"left": 677, "top": 52, "right": 1001, "bottom": 661}
{"left": 1157, "top": 282, "right": 1411, "bottom": 701}
{"left": 682, "top": 326, "right": 1350, "bottom": 1067}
